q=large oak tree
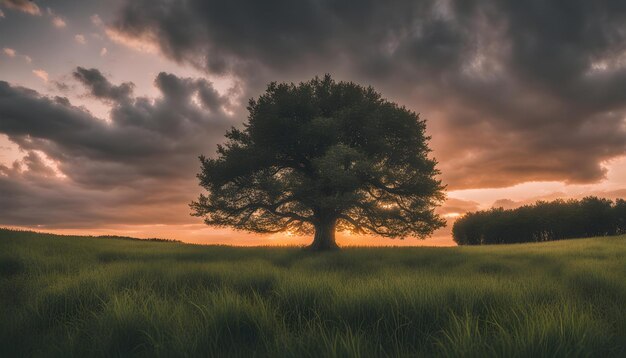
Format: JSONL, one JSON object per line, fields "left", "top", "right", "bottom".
{"left": 191, "top": 75, "right": 445, "bottom": 250}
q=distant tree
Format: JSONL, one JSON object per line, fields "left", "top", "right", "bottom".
{"left": 579, "top": 197, "right": 614, "bottom": 237}
{"left": 191, "top": 75, "right": 445, "bottom": 250}
{"left": 614, "top": 199, "right": 626, "bottom": 234}
{"left": 453, "top": 197, "right": 626, "bottom": 245}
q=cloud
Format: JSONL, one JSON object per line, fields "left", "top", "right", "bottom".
{"left": 52, "top": 16, "right": 66, "bottom": 28}
{"left": 438, "top": 198, "right": 481, "bottom": 216}
{"left": 23, "top": 55, "right": 31, "bottom": 63}
{"left": 32, "top": 69, "right": 48, "bottom": 82}
{"left": 100, "top": 47, "right": 107, "bottom": 56}
{"left": 73, "top": 67, "right": 134, "bottom": 103}
{"left": 491, "top": 199, "right": 519, "bottom": 210}
{"left": 109, "top": 0, "right": 626, "bottom": 190}
{"left": 1, "top": 0, "right": 41, "bottom": 16}
{"left": 52, "top": 80, "right": 70, "bottom": 92}
{"left": 0, "top": 9, "right": 4, "bottom": 18}
{"left": 46, "top": 7, "right": 66, "bottom": 29}
{"left": 105, "top": 27, "right": 158, "bottom": 54}
{"left": 74, "top": 34, "right": 86, "bottom": 44}
{"left": 0, "top": 162, "right": 196, "bottom": 228}
{"left": 2, "top": 47, "right": 15, "bottom": 57}
{"left": 492, "top": 188, "right": 626, "bottom": 210}
{"left": 90, "top": 14, "right": 102, "bottom": 26}
{"left": 20, "top": 151, "right": 58, "bottom": 177}
{"left": 0, "top": 70, "right": 233, "bottom": 228}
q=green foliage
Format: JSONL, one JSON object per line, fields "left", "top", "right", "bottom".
{"left": 453, "top": 197, "right": 626, "bottom": 245}
{"left": 191, "top": 75, "right": 445, "bottom": 248}
{"left": 1, "top": 229, "right": 626, "bottom": 357}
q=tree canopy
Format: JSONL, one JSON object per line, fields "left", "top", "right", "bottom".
{"left": 452, "top": 197, "right": 626, "bottom": 245}
{"left": 191, "top": 75, "right": 445, "bottom": 250}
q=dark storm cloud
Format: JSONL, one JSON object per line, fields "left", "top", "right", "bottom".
{"left": 73, "top": 67, "right": 134, "bottom": 103}
{"left": 111, "top": 0, "right": 626, "bottom": 189}
{"left": 0, "top": 72, "right": 230, "bottom": 182}
{"left": 0, "top": 70, "right": 232, "bottom": 227}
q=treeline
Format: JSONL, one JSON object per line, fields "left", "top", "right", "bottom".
{"left": 452, "top": 197, "right": 626, "bottom": 245}
{"left": 0, "top": 228, "right": 181, "bottom": 243}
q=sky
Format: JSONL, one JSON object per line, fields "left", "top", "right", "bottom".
{"left": 1, "top": 0, "right": 625, "bottom": 247}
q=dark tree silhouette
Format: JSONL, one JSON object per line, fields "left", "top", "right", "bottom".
{"left": 191, "top": 75, "right": 445, "bottom": 250}
{"left": 452, "top": 197, "right": 626, "bottom": 245}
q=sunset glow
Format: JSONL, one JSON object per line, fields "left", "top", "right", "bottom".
{"left": 1, "top": 0, "right": 625, "bottom": 246}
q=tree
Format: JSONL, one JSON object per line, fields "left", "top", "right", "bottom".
{"left": 191, "top": 75, "right": 446, "bottom": 250}
{"left": 614, "top": 199, "right": 626, "bottom": 234}
{"left": 452, "top": 197, "right": 625, "bottom": 245}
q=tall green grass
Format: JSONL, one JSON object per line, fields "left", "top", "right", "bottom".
{"left": 1, "top": 229, "right": 625, "bottom": 357}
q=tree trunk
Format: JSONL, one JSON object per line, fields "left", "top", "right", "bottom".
{"left": 306, "top": 218, "right": 339, "bottom": 251}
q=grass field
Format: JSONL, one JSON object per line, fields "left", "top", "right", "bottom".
{"left": 1, "top": 229, "right": 625, "bottom": 357}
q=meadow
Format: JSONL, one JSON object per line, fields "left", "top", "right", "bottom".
{"left": 1, "top": 228, "right": 625, "bottom": 357}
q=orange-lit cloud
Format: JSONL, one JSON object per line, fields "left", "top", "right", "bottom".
{"left": 2, "top": 0, "right": 41, "bottom": 16}
{"left": 52, "top": 16, "right": 66, "bottom": 28}
{"left": 105, "top": 27, "right": 158, "bottom": 54}
{"left": 2, "top": 47, "right": 15, "bottom": 57}
{"left": 32, "top": 69, "right": 48, "bottom": 82}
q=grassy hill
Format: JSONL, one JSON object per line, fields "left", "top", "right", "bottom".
{"left": 1, "top": 228, "right": 625, "bottom": 357}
